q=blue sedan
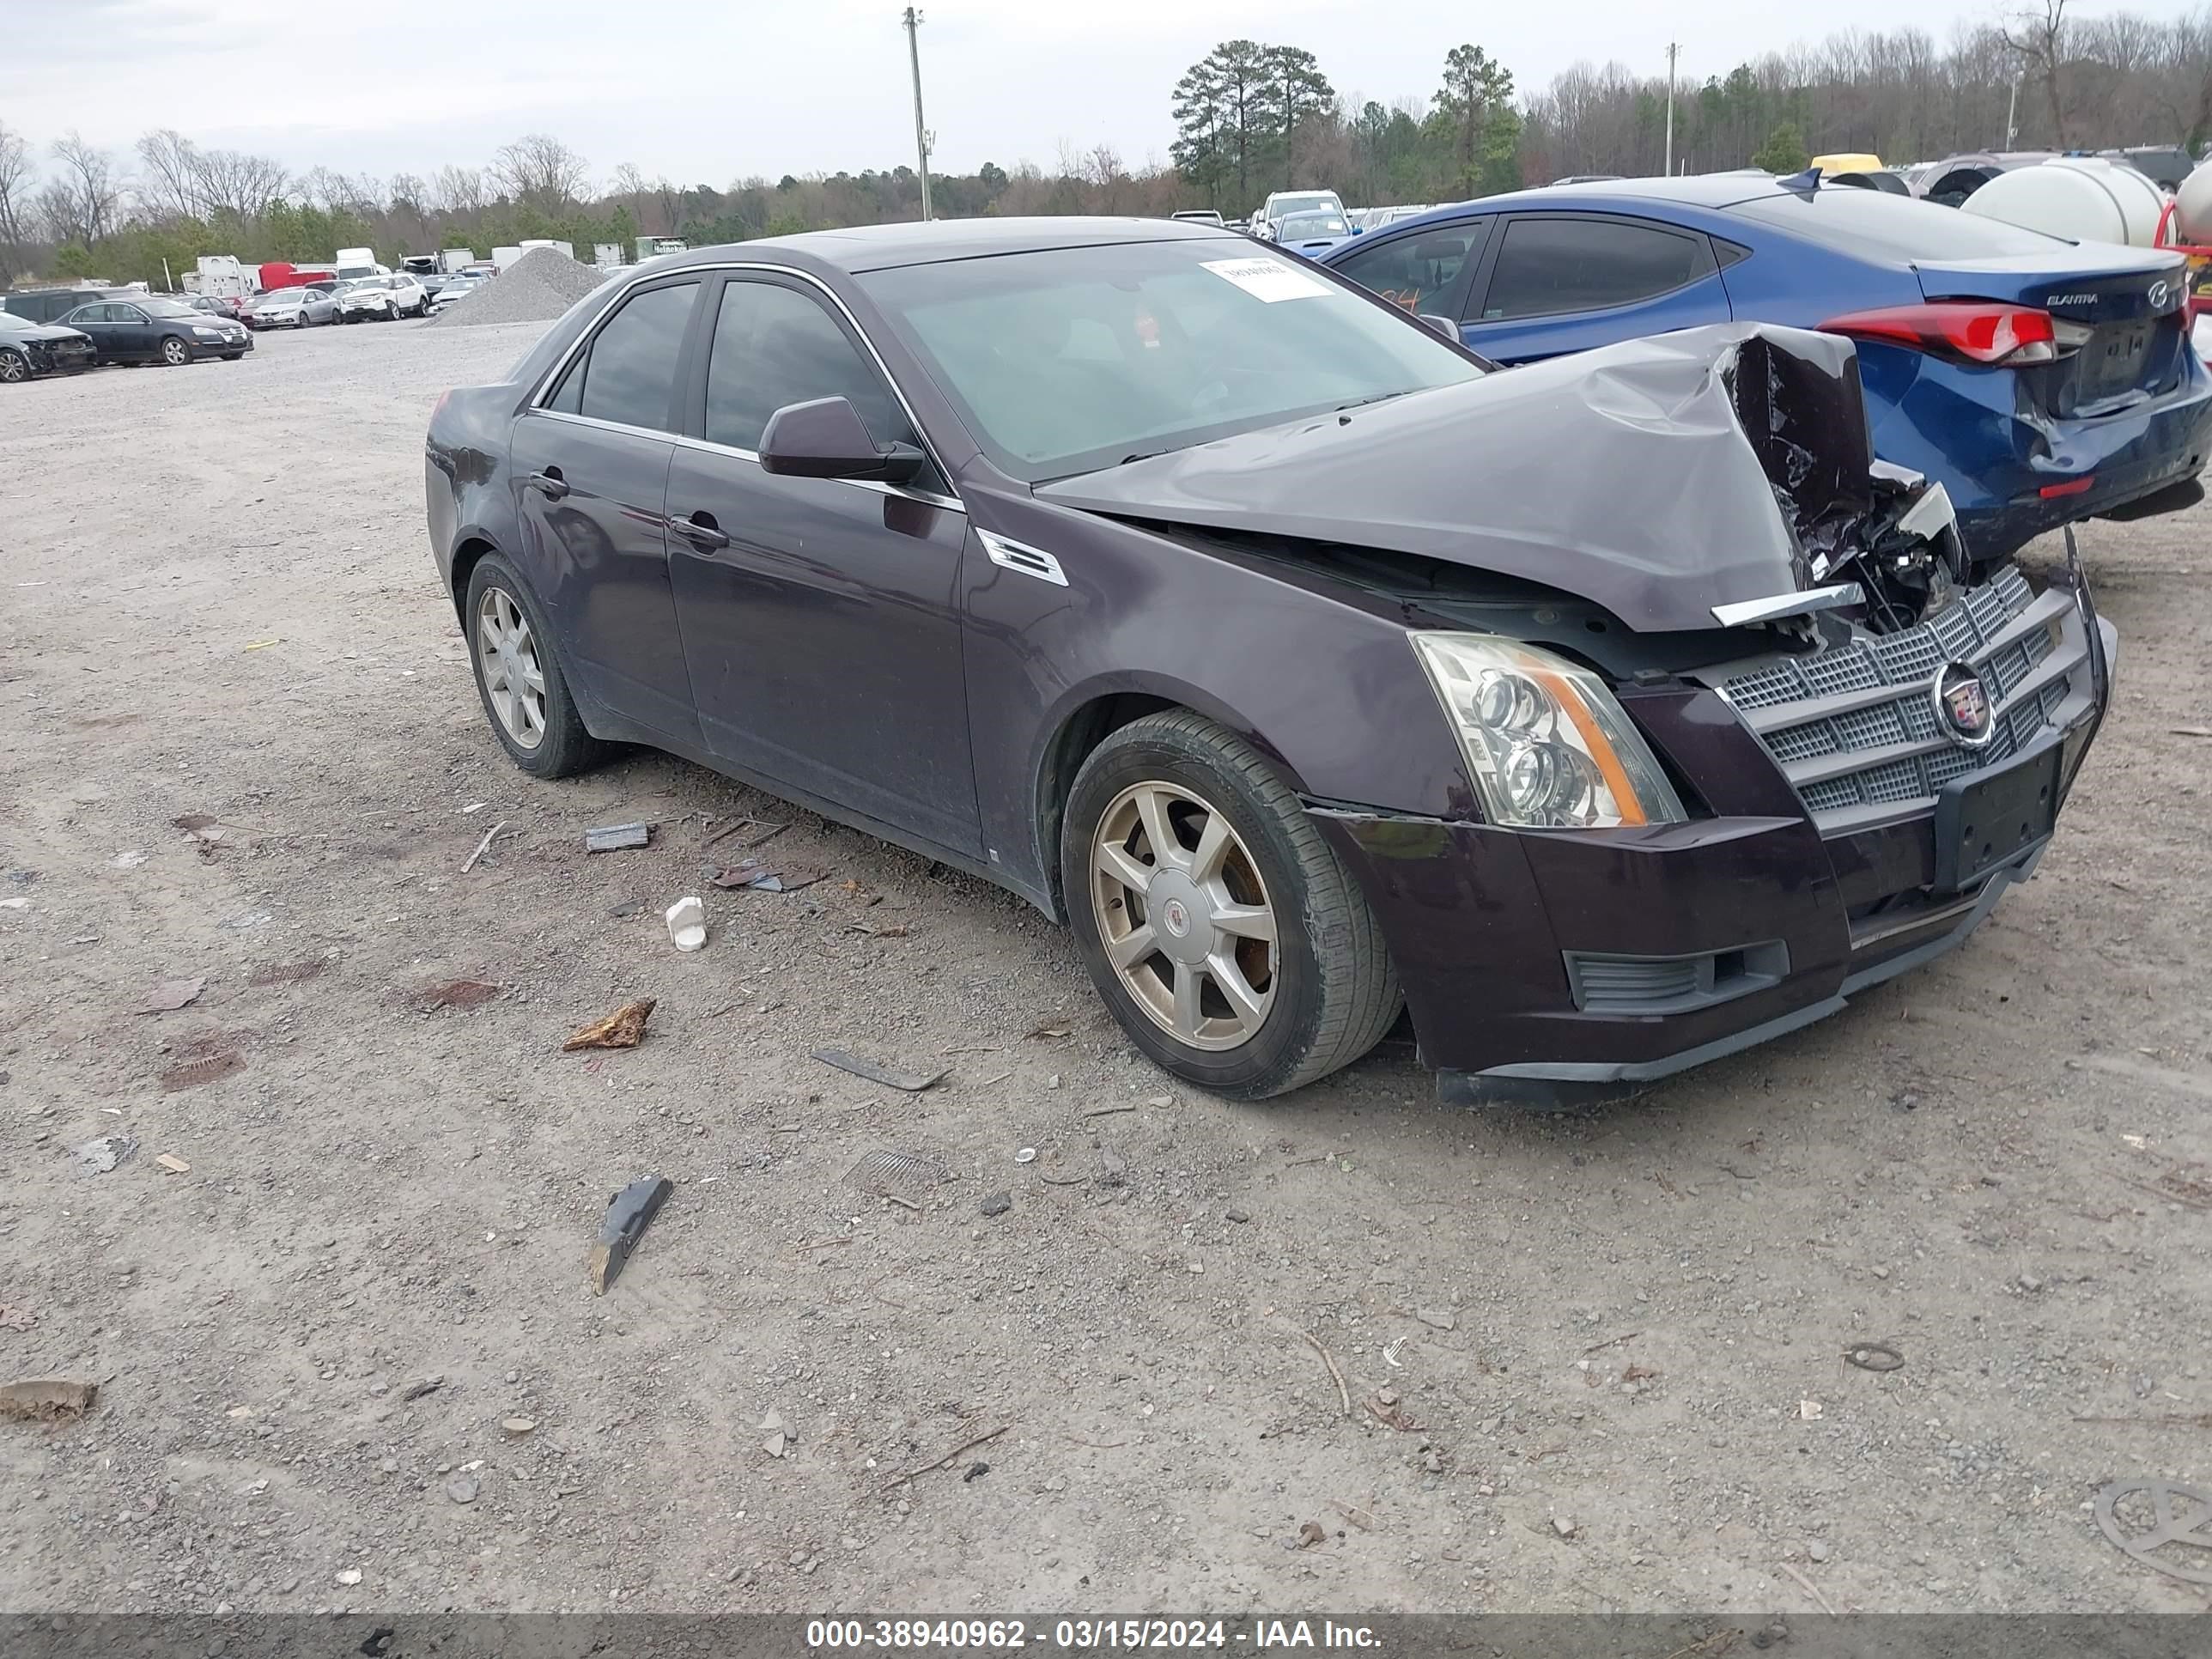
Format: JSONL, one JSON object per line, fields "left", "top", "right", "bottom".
{"left": 1318, "top": 175, "right": 2212, "bottom": 562}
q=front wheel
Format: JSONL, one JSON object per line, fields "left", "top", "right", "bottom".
{"left": 462, "top": 553, "right": 606, "bottom": 778}
{"left": 1060, "top": 711, "right": 1401, "bottom": 1099}
{"left": 159, "top": 336, "right": 191, "bottom": 366}
{"left": 0, "top": 348, "right": 27, "bottom": 384}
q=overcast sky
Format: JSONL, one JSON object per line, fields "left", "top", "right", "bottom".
{"left": 8, "top": 0, "right": 2023, "bottom": 187}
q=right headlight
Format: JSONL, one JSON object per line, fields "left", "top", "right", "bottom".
{"left": 1410, "top": 633, "right": 1687, "bottom": 830}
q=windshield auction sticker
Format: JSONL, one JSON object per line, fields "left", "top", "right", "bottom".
{"left": 1201, "top": 257, "right": 1332, "bottom": 302}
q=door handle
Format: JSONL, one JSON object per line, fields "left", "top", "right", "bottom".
{"left": 525, "top": 469, "right": 569, "bottom": 500}
{"left": 668, "top": 513, "right": 729, "bottom": 550}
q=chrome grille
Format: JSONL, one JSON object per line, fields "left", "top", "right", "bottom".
{"left": 1716, "top": 566, "right": 2088, "bottom": 825}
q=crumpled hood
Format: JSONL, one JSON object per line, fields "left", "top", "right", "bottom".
{"left": 1036, "top": 322, "right": 1874, "bottom": 633}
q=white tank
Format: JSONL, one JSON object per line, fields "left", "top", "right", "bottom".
{"left": 1961, "top": 155, "right": 2169, "bottom": 246}
{"left": 2173, "top": 157, "right": 2212, "bottom": 243}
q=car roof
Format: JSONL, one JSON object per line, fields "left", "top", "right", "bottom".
{"left": 668, "top": 216, "right": 1237, "bottom": 276}
{"left": 1318, "top": 175, "right": 1822, "bottom": 255}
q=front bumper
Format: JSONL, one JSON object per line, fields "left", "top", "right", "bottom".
{"left": 1317, "top": 580, "right": 2117, "bottom": 1104}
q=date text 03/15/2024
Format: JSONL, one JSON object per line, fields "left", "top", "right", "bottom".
{"left": 804, "top": 1619, "right": 1383, "bottom": 1649}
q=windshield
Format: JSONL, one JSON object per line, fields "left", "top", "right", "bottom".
{"left": 1269, "top": 194, "right": 1339, "bottom": 218}
{"left": 0, "top": 311, "right": 37, "bottom": 331}
{"left": 143, "top": 299, "right": 198, "bottom": 319}
{"left": 861, "top": 238, "right": 1484, "bottom": 483}
{"left": 260, "top": 288, "right": 309, "bottom": 303}
{"left": 1279, "top": 212, "right": 1349, "bottom": 239}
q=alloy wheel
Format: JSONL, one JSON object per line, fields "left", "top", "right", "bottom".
{"left": 161, "top": 338, "right": 189, "bottom": 365}
{"left": 1090, "top": 780, "right": 1279, "bottom": 1051}
{"left": 0, "top": 351, "right": 25, "bottom": 384}
{"left": 475, "top": 586, "right": 547, "bottom": 750}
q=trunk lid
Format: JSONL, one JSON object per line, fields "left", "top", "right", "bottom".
{"left": 1915, "top": 248, "right": 2191, "bottom": 416}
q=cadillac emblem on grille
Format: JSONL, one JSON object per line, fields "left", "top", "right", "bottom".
{"left": 1932, "top": 660, "right": 1995, "bottom": 748}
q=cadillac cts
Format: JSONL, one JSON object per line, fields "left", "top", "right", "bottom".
{"left": 424, "top": 219, "right": 2116, "bottom": 1103}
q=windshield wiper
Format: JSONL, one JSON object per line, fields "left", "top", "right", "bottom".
{"left": 1334, "top": 390, "right": 1410, "bottom": 412}
{"left": 1121, "top": 451, "right": 1165, "bottom": 465}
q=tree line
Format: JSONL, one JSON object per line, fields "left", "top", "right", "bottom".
{"left": 5, "top": 2, "right": 2212, "bottom": 291}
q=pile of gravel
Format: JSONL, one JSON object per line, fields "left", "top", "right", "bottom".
{"left": 428, "top": 246, "right": 607, "bottom": 329}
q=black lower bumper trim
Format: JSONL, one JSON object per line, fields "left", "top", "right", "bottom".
{"left": 1438, "top": 850, "right": 2035, "bottom": 1108}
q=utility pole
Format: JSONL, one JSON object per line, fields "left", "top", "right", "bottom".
{"left": 2005, "top": 72, "right": 2021, "bottom": 149}
{"left": 902, "top": 6, "right": 933, "bottom": 222}
{"left": 1664, "top": 42, "right": 1679, "bottom": 177}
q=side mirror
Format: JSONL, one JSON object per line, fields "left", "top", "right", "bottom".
{"left": 758, "top": 396, "right": 923, "bottom": 484}
{"left": 1415, "top": 313, "right": 1460, "bottom": 342}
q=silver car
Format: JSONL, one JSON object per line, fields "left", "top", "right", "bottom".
{"left": 246, "top": 286, "right": 338, "bottom": 330}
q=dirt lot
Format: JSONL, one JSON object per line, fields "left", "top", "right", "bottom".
{"left": 1, "top": 320, "right": 2208, "bottom": 1617}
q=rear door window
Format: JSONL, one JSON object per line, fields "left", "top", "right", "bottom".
{"left": 1332, "top": 221, "right": 1487, "bottom": 315}
{"left": 544, "top": 282, "right": 700, "bottom": 430}
{"left": 1473, "top": 216, "right": 1713, "bottom": 320}
{"left": 701, "top": 277, "right": 915, "bottom": 453}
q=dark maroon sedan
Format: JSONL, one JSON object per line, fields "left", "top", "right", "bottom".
{"left": 424, "top": 217, "right": 2116, "bottom": 1103}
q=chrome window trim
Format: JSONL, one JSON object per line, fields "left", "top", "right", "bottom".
{"left": 670, "top": 431, "right": 964, "bottom": 513}
{"left": 516, "top": 414, "right": 965, "bottom": 514}
{"left": 528, "top": 260, "right": 962, "bottom": 507}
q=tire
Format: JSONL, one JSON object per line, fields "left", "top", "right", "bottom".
{"left": 1060, "top": 710, "right": 1401, "bottom": 1099}
{"left": 0, "top": 348, "right": 27, "bottom": 385}
{"left": 462, "top": 552, "right": 606, "bottom": 778}
{"left": 159, "top": 336, "right": 191, "bottom": 366}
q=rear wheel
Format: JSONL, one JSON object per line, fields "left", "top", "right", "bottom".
{"left": 1060, "top": 711, "right": 1401, "bottom": 1099}
{"left": 159, "top": 336, "right": 191, "bottom": 366}
{"left": 463, "top": 553, "right": 605, "bottom": 778}
{"left": 0, "top": 349, "right": 27, "bottom": 384}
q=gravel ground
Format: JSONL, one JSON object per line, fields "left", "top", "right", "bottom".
{"left": 430, "top": 247, "right": 606, "bottom": 329}
{"left": 1, "top": 322, "right": 2209, "bottom": 1616}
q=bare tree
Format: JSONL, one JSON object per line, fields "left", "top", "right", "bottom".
{"left": 136, "top": 128, "right": 204, "bottom": 220}
{"left": 431, "top": 164, "right": 484, "bottom": 216}
{"left": 2002, "top": 0, "right": 2072, "bottom": 148}
{"left": 489, "top": 134, "right": 589, "bottom": 210}
{"left": 47, "top": 132, "right": 118, "bottom": 243}
{"left": 0, "top": 120, "right": 35, "bottom": 284}
{"left": 198, "top": 149, "right": 289, "bottom": 220}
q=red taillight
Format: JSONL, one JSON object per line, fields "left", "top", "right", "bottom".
{"left": 1820, "top": 301, "right": 2058, "bottom": 367}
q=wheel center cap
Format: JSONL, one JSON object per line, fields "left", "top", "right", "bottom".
{"left": 1146, "top": 870, "right": 1212, "bottom": 965}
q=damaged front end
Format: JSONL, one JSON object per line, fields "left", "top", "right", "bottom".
{"left": 1158, "top": 323, "right": 2117, "bottom": 1103}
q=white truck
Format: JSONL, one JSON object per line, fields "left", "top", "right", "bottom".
{"left": 592, "top": 243, "right": 624, "bottom": 269}
{"left": 635, "top": 236, "right": 688, "bottom": 263}
{"left": 518, "top": 239, "right": 574, "bottom": 260}
{"left": 192, "top": 255, "right": 256, "bottom": 300}
{"left": 440, "top": 248, "right": 475, "bottom": 273}
{"left": 333, "top": 246, "right": 387, "bottom": 282}
{"left": 491, "top": 246, "right": 524, "bottom": 273}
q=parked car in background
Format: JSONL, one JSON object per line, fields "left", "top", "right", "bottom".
{"left": 60, "top": 295, "right": 252, "bottom": 364}
{"left": 1253, "top": 189, "right": 1347, "bottom": 240}
{"left": 246, "top": 286, "right": 340, "bottom": 329}
{"left": 1170, "top": 210, "right": 1225, "bottom": 227}
{"left": 423, "top": 218, "right": 2116, "bottom": 1103}
{"left": 1321, "top": 174, "right": 2212, "bottom": 561}
{"left": 428, "top": 273, "right": 487, "bottom": 313}
{"left": 1551, "top": 174, "right": 1624, "bottom": 185}
{"left": 1808, "top": 153, "right": 1910, "bottom": 194}
{"left": 3, "top": 286, "right": 114, "bottom": 325}
{"left": 1271, "top": 209, "right": 1354, "bottom": 256}
{"left": 180, "top": 292, "right": 247, "bottom": 319}
{"left": 336, "top": 274, "right": 428, "bottom": 321}
{"left": 0, "top": 309, "right": 96, "bottom": 382}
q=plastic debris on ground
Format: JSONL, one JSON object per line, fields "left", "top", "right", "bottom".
{"left": 586, "top": 1176, "right": 673, "bottom": 1294}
